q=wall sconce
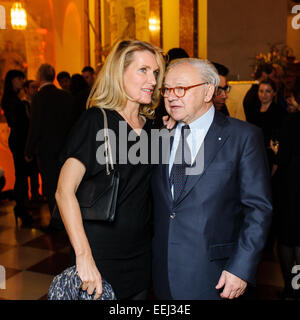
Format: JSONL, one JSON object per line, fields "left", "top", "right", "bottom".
{"left": 11, "top": 2, "right": 27, "bottom": 30}
{"left": 149, "top": 17, "right": 160, "bottom": 32}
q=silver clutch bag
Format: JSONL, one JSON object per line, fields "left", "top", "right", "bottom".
{"left": 48, "top": 265, "right": 117, "bottom": 300}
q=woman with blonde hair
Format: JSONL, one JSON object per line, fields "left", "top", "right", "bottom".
{"left": 55, "top": 39, "right": 165, "bottom": 300}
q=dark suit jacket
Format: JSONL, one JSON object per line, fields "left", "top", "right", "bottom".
{"left": 25, "top": 84, "right": 75, "bottom": 159}
{"left": 151, "top": 110, "right": 273, "bottom": 300}
{"left": 25, "top": 84, "right": 77, "bottom": 214}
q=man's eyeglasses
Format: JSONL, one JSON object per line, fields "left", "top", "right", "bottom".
{"left": 159, "top": 82, "right": 208, "bottom": 98}
{"left": 216, "top": 85, "right": 231, "bottom": 96}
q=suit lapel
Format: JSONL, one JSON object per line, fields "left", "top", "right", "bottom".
{"left": 159, "top": 126, "right": 176, "bottom": 204}
{"left": 174, "top": 111, "right": 230, "bottom": 207}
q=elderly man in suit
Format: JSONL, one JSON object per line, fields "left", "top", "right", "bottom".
{"left": 151, "top": 58, "right": 273, "bottom": 300}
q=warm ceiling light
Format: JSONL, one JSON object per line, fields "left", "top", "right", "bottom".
{"left": 149, "top": 17, "right": 160, "bottom": 32}
{"left": 11, "top": 2, "right": 27, "bottom": 30}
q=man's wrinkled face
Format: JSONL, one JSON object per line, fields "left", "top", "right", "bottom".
{"left": 163, "top": 63, "right": 214, "bottom": 124}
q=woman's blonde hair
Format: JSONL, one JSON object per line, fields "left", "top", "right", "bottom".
{"left": 86, "top": 39, "right": 165, "bottom": 118}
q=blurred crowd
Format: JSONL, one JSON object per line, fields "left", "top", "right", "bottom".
{"left": 0, "top": 64, "right": 96, "bottom": 230}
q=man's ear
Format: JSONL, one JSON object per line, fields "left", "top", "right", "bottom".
{"left": 204, "top": 84, "right": 215, "bottom": 103}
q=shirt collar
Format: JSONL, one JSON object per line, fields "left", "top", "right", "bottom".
{"left": 39, "top": 82, "right": 54, "bottom": 89}
{"left": 177, "top": 105, "right": 215, "bottom": 131}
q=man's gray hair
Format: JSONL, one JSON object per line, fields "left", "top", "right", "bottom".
{"left": 167, "top": 58, "right": 220, "bottom": 88}
{"left": 38, "top": 63, "right": 55, "bottom": 82}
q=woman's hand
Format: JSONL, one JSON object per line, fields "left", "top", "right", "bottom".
{"left": 56, "top": 158, "right": 103, "bottom": 300}
{"left": 76, "top": 253, "right": 103, "bottom": 300}
{"left": 162, "top": 115, "right": 176, "bottom": 130}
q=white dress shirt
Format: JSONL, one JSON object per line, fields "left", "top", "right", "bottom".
{"left": 169, "top": 106, "right": 215, "bottom": 197}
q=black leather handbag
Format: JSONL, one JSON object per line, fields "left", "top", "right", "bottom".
{"left": 53, "top": 108, "right": 119, "bottom": 222}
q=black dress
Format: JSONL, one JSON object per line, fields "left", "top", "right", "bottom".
{"left": 60, "top": 107, "right": 154, "bottom": 299}
{"left": 245, "top": 101, "right": 287, "bottom": 170}
{"left": 2, "top": 95, "right": 30, "bottom": 207}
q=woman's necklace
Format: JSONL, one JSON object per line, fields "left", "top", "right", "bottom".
{"left": 119, "top": 111, "right": 146, "bottom": 135}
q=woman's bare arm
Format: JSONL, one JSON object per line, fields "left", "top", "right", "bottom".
{"left": 55, "top": 157, "right": 102, "bottom": 299}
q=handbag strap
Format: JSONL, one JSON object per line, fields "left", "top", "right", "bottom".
{"left": 99, "top": 108, "right": 114, "bottom": 175}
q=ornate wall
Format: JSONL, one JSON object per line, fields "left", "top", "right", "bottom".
{"left": 207, "top": 0, "right": 288, "bottom": 80}
{"left": 0, "top": 0, "right": 87, "bottom": 191}
{"left": 52, "top": 0, "right": 87, "bottom": 74}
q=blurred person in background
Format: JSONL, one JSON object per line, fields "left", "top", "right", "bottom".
{"left": 1, "top": 70, "right": 33, "bottom": 227}
{"left": 243, "top": 63, "right": 276, "bottom": 123}
{"left": 247, "top": 78, "right": 287, "bottom": 171}
{"left": 212, "top": 62, "right": 230, "bottom": 116}
{"left": 25, "top": 64, "right": 76, "bottom": 232}
{"left": 70, "top": 73, "right": 90, "bottom": 120}
{"left": 22, "top": 80, "right": 44, "bottom": 203}
{"left": 247, "top": 78, "right": 287, "bottom": 253}
{"left": 57, "top": 71, "right": 71, "bottom": 92}
{"left": 276, "top": 77, "right": 300, "bottom": 300}
{"left": 81, "top": 66, "right": 96, "bottom": 88}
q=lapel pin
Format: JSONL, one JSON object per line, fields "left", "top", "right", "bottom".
{"left": 218, "top": 137, "right": 222, "bottom": 141}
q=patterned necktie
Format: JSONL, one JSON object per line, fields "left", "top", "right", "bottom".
{"left": 170, "top": 125, "right": 192, "bottom": 201}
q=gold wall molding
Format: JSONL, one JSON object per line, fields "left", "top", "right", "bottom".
{"left": 179, "top": 0, "right": 197, "bottom": 57}
{"left": 197, "top": 0, "right": 207, "bottom": 59}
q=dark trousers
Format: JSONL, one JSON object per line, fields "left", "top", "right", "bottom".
{"left": 27, "top": 156, "right": 40, "bottom": 197}
{"left": 39, "top": 152, "right": 60, "bottom": 213}
{"left": 39, "top": 151, "right": 64, "bottom": 229}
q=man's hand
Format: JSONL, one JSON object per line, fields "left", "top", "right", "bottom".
{"left": 162, "top": 115, "right": 176, "bottom": 130}
{"left": 215, "top": 270, "right": 247, "bottom": 299}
